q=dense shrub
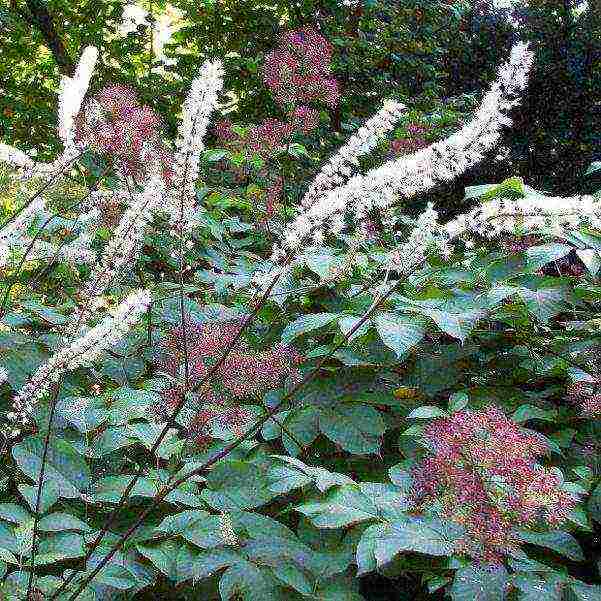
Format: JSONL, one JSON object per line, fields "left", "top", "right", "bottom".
{"left": 0, "top": 6, "right": 600, "bottom": 601}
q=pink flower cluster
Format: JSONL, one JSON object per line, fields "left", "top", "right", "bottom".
{"left": 411, "top": 406, "right": 577, "bottom": 563}
{"left": 263, "top": 26, "right": 339, "bottom": 108}
{"left": 209, "top": 28, "right": 338, "bottom": 225}
{"left": 391, "top": 123, "right": 431, "bottom": 156}
{"left": 566, "top": 380, "right": 601, "bottom": 418}
{"left": 75, "top": 84, "right": 174, "bottom": 181}
{"left": 154, "top": 319, "right": 303, "bottom": 447}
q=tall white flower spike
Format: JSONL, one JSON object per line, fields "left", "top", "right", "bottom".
{"left": 7, "top": 289, "right": 151, "bottom": 437}
{"left": 272, "top": 41, "right": 535, "bottom": 263}
{"left": 58, "top": 46, "right": 99, "bottom": 149}
{"left": 166, "top": 60, "right": 224, "bottom": 232}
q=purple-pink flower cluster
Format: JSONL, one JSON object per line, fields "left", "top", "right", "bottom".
{"left": 263, "top": 26, "right": 339, "bottom": 108}
{"left": 75, "top": 84, "right": 174, "bottom": 181}
{"left": 154, "top": 319, "right": 303, "bottom": 447}
{"left": 391, "top": 123, "right": 431, "bottom": 156}
{"left": 411, "top": 406, "right": 577, "bottom": 563}
{"left": 566, "top": 380, "right": 601, "bottom": 418}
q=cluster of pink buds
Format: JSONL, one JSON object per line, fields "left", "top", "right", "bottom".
{"left": 566, "top": 379, "right": 601, "bottom": 418}
{"left": 75, "top": 84, "right": 174, "bottom": 181}
{"left": 501, "top": 233, "right": 541, "bottom": 254}
{"left": 411, "top": 406, "right": 578, "bottom": 563}
{"left": 263, "top": 26, "right": 339, "bottom": 108}
{"left": 248, "top": 119, "right": 295, "bottom": 159}
{"left": 153, "top": 318, "right": 303, "bottom": 446}
{"left": 390, "top": 123, "right": 431, "bottom": 156}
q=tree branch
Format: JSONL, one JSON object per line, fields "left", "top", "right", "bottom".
{"left": 16, "top": 0, "right": 74, "bottom": 75}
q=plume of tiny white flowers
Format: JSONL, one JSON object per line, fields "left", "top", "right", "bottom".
{"left": 385, "top": 193, "right": 601, "bottom": 274}
{"left": 118, "top": 3, "right": 148, "bottom": 35}
{"left": 0, "top": 144, "right": 37, "bottom": 170}
{"left": 0, "top": 195, "right": 46, "bottom": 266}
{"left": 445, "top": 193, "right": 601, "bottom": 242}
{"left": 301, "top": 99, "right": 406, "bottom": 210}
{"left": 6, "top": 289, "right": 151, "bottom": 438}
{"left": 387, "top": 202, "right": 451, "bottom": 273}
{"left": 219, "top": 513, "right": 238, "bottom": 546}
{"left": 166, "top": 60, "right": 224, "bottom": 233}
{"left": 58, "top": 46, "right": 99, "bottom": 149}
{"left": 63, "top": 174, "right": 165, "bottom": 339}
{"left": 0, "top": 47, "right": 98, "bottom": 264}
{"left": 271, "top": 42, "right": 534, "bottom": 262}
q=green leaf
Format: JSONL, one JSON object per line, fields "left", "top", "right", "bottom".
{"left": 407, "top": 405, "right": 448, "bottom": 419}
{"left": 356, "top": 524, "right": 385, "bottom": 576}
{"left": 0, "top": 504, "right": 31, "bottom": 524}
{"left": 181, "top": 515, "right": 226, "bottom": 549}
{"left": 576, "top": 249, "right": 601, "bottom": 276}
{"left": 525, "top": 244, "right": 572, "bottom": 271}
{"left": 512, "top": 404, "right": 557, "bottom": 423}
{"left": 202, "top": 460, "right": 276, "bottom": 510}
{"left": 88, "top": 475, "right": 156, "bottom": 503}
{"left": 0, "top": 548, "right": 18, "bottom": 564}
{"left": 305, "top": 251, "right": 345, "bottom": 280}
{"left": 192, "top": 549, "right": 239, "bottom": 580}
{"left": 513, "top": 574, "right": 563, "bottom": 601}
{"left": 288, "top": 143, "right": 309, "bottom": 158}
{"left": 514, "top": 530, "right": 584, "bottom": 561}
{"left": 155, "top": 510, "right": 211, "bottom": 536}
{"left": 516, "top": 287, "right": 566, "bottom": 322}
{"left": 34, "top": 532, "right": 86, "bottom": 565}
{"left": 204, "top": 148, "right": 230, "bottom": 162}
{"left": 425, "top": 308, "right": 485, "bottom": 343}
{"left": 37, "top": 512, "right": 91, "bottom": 532}
{"left": 297, "top": 485, "right": 379, "bottom": 529}
{"left": 12, "top": 436, "right": 90, "bottom": 500}
{"left": 137, "top": 540, "right": 180, "bottom": 580}
{"left": 373, "top": 313, "right": 426, "bottom": 358}
{"left": 271, "top": 561, "right": 313, "bottom": 595}
{"left": 450, "top": 564, "right": 508, "bottom": 601}
{"left": 281, "top": 313, "right": 341, "bottom": 344}
{"left": 319, "top": 405, "right": 385, "bottom": 455}
{"left": 448, "top": 392, "right": 469, "bottom": 413}
{"left": 219, "top": 559, "right": 280, "bottom": 601}
{"left": 464, "top": 183, "right": 498, "bottom": 200}
{"left": 373, "top": 517, "right": 464, "bottom": 565}
{"left": 270, "top": 456, "right": 355, "bottom": 493}
{"left": 17, "top": 482, "right": 58, "bottom": 514}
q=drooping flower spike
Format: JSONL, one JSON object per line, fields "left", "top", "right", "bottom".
{"left": 271, "top": 41, "right": 535, "bottom": 263}
{"left": 7, "top": 289, "right": 151, "bottom": 437}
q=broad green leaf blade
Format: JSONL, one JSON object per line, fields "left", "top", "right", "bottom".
{"left": 281, "top": 313, "right": 341, "bottom": 344}
{"left": 514, "top": 530, "right": 584, "bottom": 561}
{"left": 319, "top": 405, "right": 385, "bottom": 455}
{"left": 373, "top": 517, "right": 464, "bottom": 565}
{"left": 373, "top": 313, "right": 426, "bottom": 358}
{"left": 450, "top": 564, "right": 508, "bottom": 601}
{"left": 12, "top": 436, "right": 90, "bottom": 500}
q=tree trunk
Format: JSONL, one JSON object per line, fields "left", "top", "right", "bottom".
{"left": 14, "top": 0, "right": 74, "bottom": 75}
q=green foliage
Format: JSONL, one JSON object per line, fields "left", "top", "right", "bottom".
{"left": 0, "top": 4, "right": 601, "bottom": 600}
